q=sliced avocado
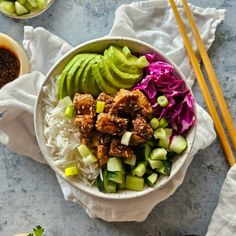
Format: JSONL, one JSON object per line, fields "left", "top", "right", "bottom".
{"left": 92, "top": 62, "right": 117, "bottom": 95}
{"left": 107, "top": 45, "right": 142, "bottom": 74}
{"left": 97, "top": 56, "right": 133, "bottom": 89}
{"left": 58, "top": 54, "right": 81, "bottom": 100}
{"left": 104, "top": 49, "right": 142, "bottom": 85}
{"left": 73, "top": 54, "right": 97, "bottom": 95}
{"left": 81, "top": 56, "right": 101, "bottom": 96}
{"left": 66, "top": 54, "right": 91, "bottom": 98}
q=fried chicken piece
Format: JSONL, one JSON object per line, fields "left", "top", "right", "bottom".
{"left": 73, "top": 93, "right": 95, "bottom": 116}
{"left": 129, "top": 133, "right": 146, "bottom": 146}
{"left": 96, "top": 113, "right": 128, "bottom": 135}
{"left": 74, "top": 115, "right": 94, "bottom": 134}
{"left": 109, "top": 89, "right": 139, "bottom": 117}
{"left": 96, "top": 92, "right": 114, "bottom": 113}
{"left": 132, "top": 115, "right": 153, "bottom": 140}
{"left": 132, "top": 90, "right": 153, "bottom": 118}
{"left": 96, "top": 145, "right": 109, "bottom": 167}
{"left": 109, "top": 138, "right": 133, "bottom": 159}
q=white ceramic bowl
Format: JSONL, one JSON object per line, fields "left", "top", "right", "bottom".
{"left": 0, "top": 33, "right": 30, "bottom": 78}
{"left": 0, "top": 0, "right": 54, "bottom": 19}
{"left": 34, "top": 37, "right": 197, "bottom": 200}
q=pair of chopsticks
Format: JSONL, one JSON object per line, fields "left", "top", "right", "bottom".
{"left": 169, "top": 0, "right": 236, "bottom": 167}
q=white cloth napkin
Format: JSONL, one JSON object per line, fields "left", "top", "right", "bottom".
{"left": 0, "top": 0, "right": 226, "bottom": 223}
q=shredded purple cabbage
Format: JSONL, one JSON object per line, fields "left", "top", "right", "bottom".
{"left": 133, "top": 53, "right": 196, "bottom": 134}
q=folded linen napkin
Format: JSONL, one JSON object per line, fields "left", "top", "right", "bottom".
{"left": 0, "top": 0, "right": 225, "bottom": 222}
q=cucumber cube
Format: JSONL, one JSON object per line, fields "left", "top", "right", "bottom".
{"left": 158, "top": 128, "right": 172, "bottom": 148}
{"left": 123, "top": 155, "right": 136, "bottom": 166}
{"left": 136, "top": 56, "right": 149, "bottom": 68}
{"left": 144, "top": 143, "right": 152, "bottom": 162}
{"left": 1, "top": 1, "right": 15, "bottom": 14}
{"left": 64, "top": 105, "right": 75, "bottom": 118}
{"left": 157, "top": 160, "right": 172, "bottom": 176}
{"left": 146, "top": 173, "right": 158, "bottom": 187}
{"left": 96, "top": 174, "right": 105, "bottom": 192}
{"left": 83, "top": 154, "right": 97, "bottom": 165}
{"left": 107, "top": 157, "right": 122, "bottom": 172}
{"left": 24, "top": 1, "right": 35, "bottom": 10}
{"left": 148, "top": 158, "right": 163, "bottom": 169}
{"left": 108, "top": 171, "right": 124, "bottom": 184}
{"left": 17, "top": 0, "right": 27, "bottom": 5}
{"left": 121, "top": 131, "right": 132, "bottom": 146}
{"left": 37, "top": 0, "right": 47, "bottom": 9}
{"left": 15, "top": 2, "right": 29, "bottom": 15}
{"left": 132, "top": 163, "right": 146, "bottom": 177}
{"left": 125, "top": 175, "right": 144, "bottom": 191}
{"left": 27, "top": 0, "right": 37, "bottom": 7}
{"left": 154, "top": 127, "right": 166, "bottom": 140}
{"left": 103, "top": 169, "right": 117, "bottom": 193}
{"left": 150, "top": 148, "right": 167, "bottom": 160}
{"left": 169, "top": 135, "right": 188, "bottom": 154}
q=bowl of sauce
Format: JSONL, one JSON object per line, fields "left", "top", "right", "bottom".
{"left": 0, "top": 33, "right": 30, "bottom": 88}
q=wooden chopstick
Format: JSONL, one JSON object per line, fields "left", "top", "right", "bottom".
{"left": 181, "top": 0, "right": 236, "bottom": 152}
{"left": 169, "top": 0, "right": 235, "bottom": 166}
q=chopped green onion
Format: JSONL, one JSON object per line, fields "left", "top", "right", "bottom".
{"left": 150, "top": 117, "right": 159, "bottom": 129}
{"left": 150, "top": 148, "right": 167, "bottom": 160}
{"left": 132, "top": 163, "right": 146, "bottom": 177}
{"left": 122, "top": 46, "right": 131, "bottom": 57}
{"left": 64, "top": 105, "right": 75, "bottom": 118}
{"left": 65, "top": 166, "right": 79, "bottom": 176}
{"left": 136, "top": 56, "right": 149, "bottom": 68}
{"left": 157, "top": 95, "right": 169, "bottom": 107}
{"left": 107, "top": 157, "right": 123, "bottom": 172}
{"left": 96, "top": 101, "right": 105, "bottom": 113}
{"left": 154, "top": 127, "right": 166, "bottom": 140}
{"left": 121, "top": 131, "right": 133, "bottom": 146}
{"left": 159, "top": 117, "right": 168, "bottom": 128}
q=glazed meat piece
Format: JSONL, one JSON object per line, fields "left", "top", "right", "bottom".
{"left": 74, "top": 115, "right": 94, "bottom": 134}
{"left": 129, "top": 133, "right": 146, "bottom": 146}
{"left": 110, "top": 89, "right": 139, "bottom": 117}
{"left": 109, "top": 138, "right": 134, "bottom": 159}
{"left": 96, "top": 145, "right": 109, "bottom": 167}
{"left": 96, "top": 113, "right": 128, "bottom": 135}
{"left": 73, "top": 93, "right": 95, "bottom": 116}
{"left": 132, "top": 115, "right": 153, "bottom": 140}
{"left": 96, "top": 92, "right": 114, "bottom": 113}
{"left": 132, "top": 90, "right": 153, "bottom": 118}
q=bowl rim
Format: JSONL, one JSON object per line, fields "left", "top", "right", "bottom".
{"left": 34, "top": 36, "right": 197, "bottom": 200}
{"left": 0, "top": 33, "right": 30, "bottom": 76}
{"left": 0, "top": 0, "right": 54, "bottom": 20}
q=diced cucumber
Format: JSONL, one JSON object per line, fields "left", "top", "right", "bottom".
{"left": 132, "top": 163, "right": 146, "bottom": 177}
{"left": 148, "top": 158, "right": 163, "bottom": 169}
{"left": 118, "top": 181, "right": 126, "bottom": 190}
{"left": 146, "top": 173, "right": 158, "bottom": 187}
{"left": 77, "top": 144, "right": 93, "bottom": 157}
{"left": 169, "top": 135, "right": 188, "bottom": 154}
{"left": 83, "top": 154, "right": 97, "bottom": 165}
{"left": 123, "top": 155, "right": 136, "bottom": 166}
{"left": 146, "top": 140, "right": 154, "bottom": 147}
{"left": 121, "top": 131, "right": 132, "bottom": 146}
{"left": 125, "top": 175, "right": 144, "bottom": 191}
{"left": 158, "top": 128, "right": 172, "bottom": 148}
{"left": 24, "top": 1, "right": 35, "bottom": 10}
{"left": 96, "top": 101, "right": 105, "bottom": 113}
{"left": 154, "top": 127, "right": 166, "bottom": 140}
{"left": 96, "top": 173, "right": 105, "bottom": 192}
{"left": 64, "top": 105, "right": 75, "bottom": 118}
{"left": 17, "top": 0, "right": 27, "bottom": 5}
{"left": 150, "top": 148, "right": 167, "bottom": 160}
{"left": 157, "top": 160, "right": 172, "bottom": 176}
{"left": 15, "top": 2, "right": 29, "bottom": 15}
{"left": 150, "top": 117, "right": 159, "bottom": 129}
{"left": 1, "top": 1, "right": 15, "bottom": 14}
{"left": 144, "top": 143, "right": 152, "bottom": 163}
{"left": 27, "top": 0, "right": 37, "bottom": 7}
{"left": 159, "top": 117, "right": 168, "bottom": 128}
{"left": 136, "top": 56, "right": 149, "bottom": 68}
{"left": 103, "top": 169, "right": 117, "bottom": 193}
{"left": 122, "top": 46, "right": 131, "bottom": 57}
{"left": 108, "top": 171, "right": 124, "bottom": 184}
{"left": 37, "top": 0, "right": 47, "bottom": 9}
{"left": 107, "top": 157, "right": 122, "bottom": 172}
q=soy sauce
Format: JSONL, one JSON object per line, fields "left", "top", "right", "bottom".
{"left": 0, "top": 47, "right": 20, "bottom": 88}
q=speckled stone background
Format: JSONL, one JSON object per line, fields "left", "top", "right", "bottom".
{"left": 0, "top": 0, "right": 235, "bottom": 235}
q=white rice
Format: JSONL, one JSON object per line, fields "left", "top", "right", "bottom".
{"left": 42, "top": 77, "right": 99, "bottom": 185}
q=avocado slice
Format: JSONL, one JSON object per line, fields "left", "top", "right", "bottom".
{"left": 107, "top": 45, "right": 142, "bottom": 74}
{"left": 104, "top": 50, "right": 142, "bottom": 86}
{"left": 73, "top": 54, "right": 97, "bottom": 95}
{"left": 97, "top": 56, "right": 134, "bottom": 89}
{"left": 92, "top": 62, "right": 117, "bottom": 95}
{"left": 58, "top": 54, "right": 81, "bottom": 100}
{"left": 66, "top": 54, "right": 91, "bottom": 98}
{"left": 80, "top": 56, "right": 101, "bottom": 96}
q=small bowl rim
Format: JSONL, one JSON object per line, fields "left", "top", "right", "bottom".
{"left": 34, "top": 37, "right": 197, "bottom": 200}
{"left": 0, "top": 0, "right": 54, "bottom": 20}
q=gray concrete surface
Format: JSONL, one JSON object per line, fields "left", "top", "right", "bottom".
{"left": 0, "top": 0, "right": 235, "bottom": 235}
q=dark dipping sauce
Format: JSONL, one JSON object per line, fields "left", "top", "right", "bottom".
{"left": 0, "top": 47, "right": 20, "bottom": 88}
